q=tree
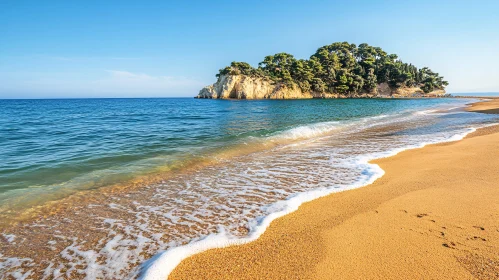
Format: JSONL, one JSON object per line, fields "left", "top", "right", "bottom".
{"left": 215, "top": 42, "right": 448, "bottom": 96}
{"left": 363, "top": 68, "right": 377, "bottom": 92}
{"left": 311, "top": 78, "right": 326, "bottom": 93}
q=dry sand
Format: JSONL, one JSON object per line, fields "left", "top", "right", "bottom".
{"left": 466, "top": 98, "right": 499, "bottom": 114}
{"left": 170, "top": 99, "right": 499, "bottom": 280}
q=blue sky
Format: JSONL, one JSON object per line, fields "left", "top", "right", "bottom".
{"left": 1, "top": 0, "right": 498, "bottom": 98}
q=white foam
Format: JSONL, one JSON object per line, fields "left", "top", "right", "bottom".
{"left": 268, "top": 121, "right": 341, "bottom": 141}
{"left": 137, "top": 124, "right": 480, "bottom": 280}
{"left": 0, "top": 256, "right": 33, "bottom": 279}
{"left": 2, "top": 234, "right": 16, "bottom": 243}
{"left": 266, "top": 114, "right": 392, "bottom": 143}
{"left": 138, "top": 167, "right": 380, "bottom": 280}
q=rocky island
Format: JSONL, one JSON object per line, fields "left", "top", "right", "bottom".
{"left": 197, "top": 42, "right": 447, "bottom": 99}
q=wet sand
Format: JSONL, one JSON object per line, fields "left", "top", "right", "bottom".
{"left": 170, "top": 101, "right": 499, "bottom": 279}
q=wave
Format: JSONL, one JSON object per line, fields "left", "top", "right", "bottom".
{"left": 0, "top": 114, "right": 391, "bottom": 227}
{"left": 137, "top": 125, "right": 478, "bottom": 280}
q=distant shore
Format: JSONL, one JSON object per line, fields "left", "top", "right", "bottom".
{"left": 170, "top": 99, "right": 499, "bottom": 279}
{"left": 465, "top": 97, "right": 499, "bottom": 114}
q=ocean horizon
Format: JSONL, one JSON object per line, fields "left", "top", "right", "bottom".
{"left": 1, "top": 92, "right": 499, "bottom": 100}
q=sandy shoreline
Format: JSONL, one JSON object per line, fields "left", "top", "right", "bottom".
{"left": 170, "top": 99, "right": 499, "bottom": 279}
{"left": 466, "top": 97, "right": 499, "bottom": 114}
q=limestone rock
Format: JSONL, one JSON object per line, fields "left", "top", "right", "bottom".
{"left": 196, "top": 75, "right": 446, "bottom": 99}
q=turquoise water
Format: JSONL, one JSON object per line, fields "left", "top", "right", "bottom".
{"left": 0, "top": 98, "right": 483, "bottom": 202}
{"left": 1, "top": 97, "right": 498, "bottom": 279}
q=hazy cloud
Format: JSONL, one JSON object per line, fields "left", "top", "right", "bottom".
{"left": 89, "top": 70, "right": 205, "bottom": 94}
{"left": 0, "top": 70, "right": 205, "bottom": 98}
{"left": 49, "top": 56, "right": 144, "bottom": 61}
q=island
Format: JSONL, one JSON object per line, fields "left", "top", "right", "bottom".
{"left": 197, "top": 42, "right": 448, "bottom": 99}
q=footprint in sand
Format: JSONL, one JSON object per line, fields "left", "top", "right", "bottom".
{"left": 442, "top": 241, "right": 456, "bottom": 249}
{"left": 469, "top": 236, "right": 487, "bottom": 241}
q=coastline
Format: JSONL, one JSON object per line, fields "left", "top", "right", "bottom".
{"left": 4, "top": 99, "right": 490, "bottom": 279}
{"left": 465, "top": 97, "right": 499, "bottom": 114}
{"left": 168, "top": 99, "right": 499, "bottom": 279}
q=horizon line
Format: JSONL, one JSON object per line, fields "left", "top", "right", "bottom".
{"left": 1, "top": 92, "right": 499, "bottom": 101}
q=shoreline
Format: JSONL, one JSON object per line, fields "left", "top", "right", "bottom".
{"left": 167, "top": 99, "right": 499, "bottom": 279}
{"left": 1, "top": 99, "right": 496, "bottom": 279}
{"left": 465, "top": 98, "right": 499, "bottom": 114}
{"left": 1, "top": 98, "right": 469, "bottom": 229}
{"left": 0, "top": 100, "right": 448, "bottom": 229}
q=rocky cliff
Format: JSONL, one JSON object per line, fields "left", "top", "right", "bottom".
{"left": 197, "top": 75, "right": 313, "bottom": 99}
{"left": 196, "top": 75, "right": 445, "bottom": 99}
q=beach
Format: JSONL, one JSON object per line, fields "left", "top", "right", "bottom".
{"left": 1, "top": 98, "right": 498, "bottom": 279}
{"left": 466, "top": 97, "right": 499, "bottom": 114}
{"left": 170, "top": 99, "right": 499, "bottom": 279}
{"left": 3, "top": 1, "right": 499, "bottom": 279}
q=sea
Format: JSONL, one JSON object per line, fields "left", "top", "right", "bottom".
{"left": 0, "top": 97, "right": 498, "bottom": 279}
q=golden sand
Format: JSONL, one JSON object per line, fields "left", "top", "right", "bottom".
{"left": 466, "top": 98, "right": 499, "bottom": 114}
{"left": 170, "top": 101, "right": 499, "bottom": 279}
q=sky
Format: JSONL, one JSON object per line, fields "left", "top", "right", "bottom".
{"left": 1, "top": 0, "right": 498, "bottom": 98}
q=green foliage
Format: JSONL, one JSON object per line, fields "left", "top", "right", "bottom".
{"left": 418, "top": 67, "right": 448, "bottom": 93}
{"left": 311, "top": 78, "right": 326, "bottom": 93}
{"left": 216, "top": 42, "right": 447, "bottom": 94}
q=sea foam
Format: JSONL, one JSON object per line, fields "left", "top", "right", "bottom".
{"left": 138, "top": 123, "right": 480, "bottom": 280}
